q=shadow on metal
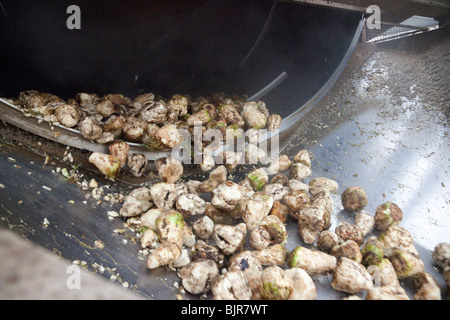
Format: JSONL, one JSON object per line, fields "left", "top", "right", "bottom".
{"left": 0, "top": 0, "right": 363, "bottom": 155}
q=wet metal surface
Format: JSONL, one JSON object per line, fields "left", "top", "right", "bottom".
{"left": 0, "top": 145, "right": 182, "bottom": 299}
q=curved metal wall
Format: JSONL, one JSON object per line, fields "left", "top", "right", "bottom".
{"left": 0, "top": 0, "right": 361, "bottom": 119}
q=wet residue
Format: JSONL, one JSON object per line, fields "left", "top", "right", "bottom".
{"left": 285, "top": 39, "right": 449, "bottom": 251}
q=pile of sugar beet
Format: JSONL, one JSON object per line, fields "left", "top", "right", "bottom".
{"left": 10, "top": 90, "right": 282, "bottom": 154}
{"left": 9, "top": 90, "right": 450, "bottom": 300}
{"left": 118, "top": 149, "right": 449, "bottom": 300}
